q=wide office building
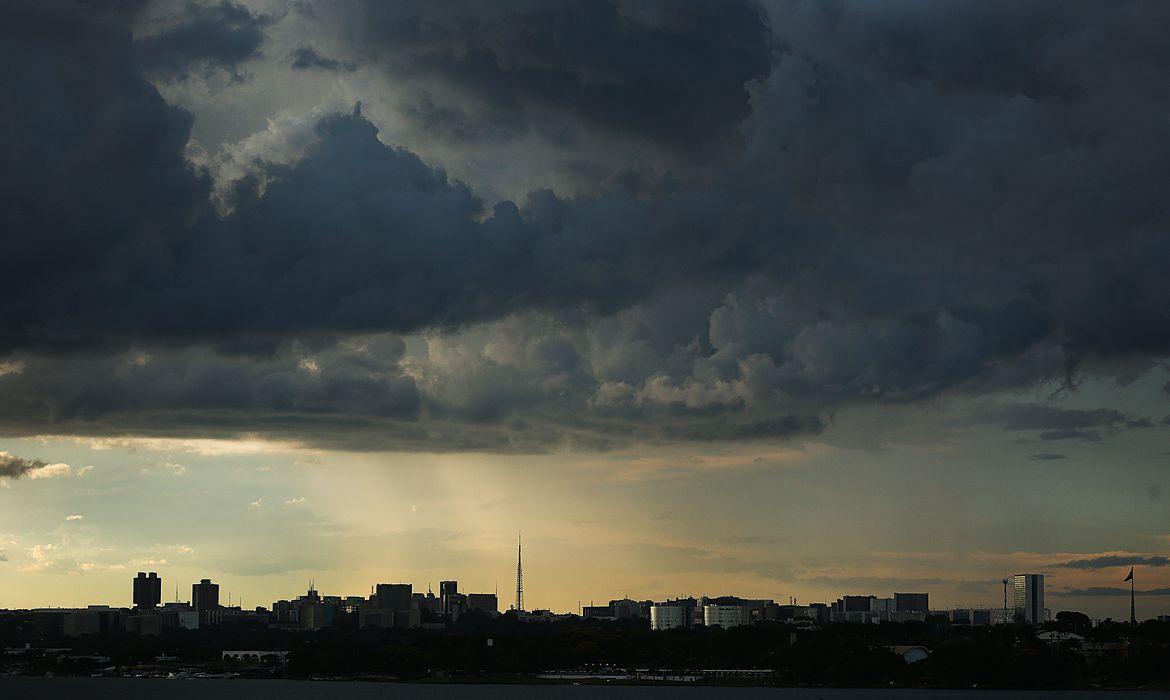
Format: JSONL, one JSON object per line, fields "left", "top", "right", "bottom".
{"left": 702, "top": 605, "right": 752, "bottom": 629}
{"left": 1013, "top": 574, "right": 1045, "bottom": 624}
{"left": 374, "top": 583, "right": 413, "bottom": 612}
{"left": 466, "top": 593, "right": 498, "bottom": 615}
{"left": 894, "top": 592, "right": 929, "bottom": 613}
{"left": 650, "top": 604, "right": 687, "bottom": 630}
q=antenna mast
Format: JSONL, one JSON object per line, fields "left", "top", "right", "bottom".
{"left": 1002, "top": 578, "right": 1009, "bottom": 623}
{"left": 515, "top": 530, "right": 524, "bottom": 612}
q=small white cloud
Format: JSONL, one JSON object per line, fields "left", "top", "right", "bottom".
{"left": 250, "top": 498, "right": 263, "bottom": 507}
{"left": 0, "top": 360, "right": 24, "bottom": 376}
{"left": 284, "top": 496, "right": 306, "bottom": 505}
{"left": 75, "top": 465, "right": 94, "bottom": 477}
{"left": 298, "top": 357, "right": 321, "bottom": 374}
{"left": 133, "top": 558, "right": 168, "bottom": 566}
{"left": 142, "top": 461, "right": 186, "bottom": 476}
{"left": 410, "top": 503, "right": 421, "bottom": 514}
{"left": 22, "top": 543, "right": 60, "bottom": 572}
{"left": 65, "top": 514, "right": 84, "bottom": 521}
{"left": 27, "top": 463, "right": 70, "bottom": 479}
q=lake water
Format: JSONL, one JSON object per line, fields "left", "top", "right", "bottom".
{"left": 1, "top": 678, "right": 1166, "bottom": 699}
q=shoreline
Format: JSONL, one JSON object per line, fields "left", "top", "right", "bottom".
{"left": 4, "top": 672, "right": 1169, "bottom": 692}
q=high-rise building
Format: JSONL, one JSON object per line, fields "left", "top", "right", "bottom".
{"left": 1013, "top": 574, "right": 1045, "bottom": 624}
{"left": 439, "top": 580, "right": 461, "bottom": 618}
{"left": 192, "top": 578, "right": 220, "bottom": 625}
{"left": 133, "top": 572, "right": 161, "bottom": 609}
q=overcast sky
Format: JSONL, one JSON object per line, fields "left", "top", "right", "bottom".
{"left": 1, "top": 0, "right": 1169, "bottom": 618}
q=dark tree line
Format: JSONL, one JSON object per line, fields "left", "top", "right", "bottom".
{"left": 4, "top": 610, "right": 1170, "bottom": 689}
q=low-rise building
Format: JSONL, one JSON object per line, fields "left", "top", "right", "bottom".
{"left": 888, "top": 645, "right": 931, "bottom": 664}
{"left": 650, "top": 604, "right": 687, "bottom": 631}
{"left": 702, "top": 605, "right": 752, "bottom": 629}
{"left": 466, "top": 593, "right": 499, "bottom": 616}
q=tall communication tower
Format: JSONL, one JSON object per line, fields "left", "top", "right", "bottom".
{"left": 515, "top": 530, "right": 524, "bottom": 613}
{"left": 1002, "top": 578, "right": 1009, "bottom": 623}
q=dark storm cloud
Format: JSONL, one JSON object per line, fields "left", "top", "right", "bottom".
{"left": 289, "top": 46, "right": 355, "bottom": 72}
{"left": 1039, "top": 429, "right": 1102, "bottom": 442}
{"left": 0, "top": 54, "right": 765, "bottom": 355}
{"left": 134, "top": 0, "right": 270, "bottom": 81}
{"left": 3, "top": 1, "right": 1170, "bottom": 450}
{"left": 345, "top": 0, "right": 773, "bottom": 154}
{"left": 0, "top": 452, "right": 52, "bottom": 479}
{"left": 972, "top": 404, "right": 1143, "bottom": 442}
{"left": 0, "top": 339, "right": 419, "bottom": 427}
{"left": 1029, "top": 453, "right": 1066, "bottom": 461}
{"left": 1056, "top": 555, "right": 1170, "bottom": 570}
{"left": 0, "top": 0, "right": 213, "bottom": 354}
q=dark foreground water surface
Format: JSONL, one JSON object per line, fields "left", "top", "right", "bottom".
{"left": 1, "top": 678, "right": 1166, "bottom": 699}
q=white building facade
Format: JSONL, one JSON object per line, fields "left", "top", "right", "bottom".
{"left": 650, "top": 604, "right": 686, "bottom": 631}
{"left": 702, "top": 605, "right": 752, "bottom": 629}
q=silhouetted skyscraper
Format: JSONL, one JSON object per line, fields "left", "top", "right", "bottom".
{"left": 1013, "top": 574, "right": 1045, "bottom": 624}
{"left": 133, "top": 571, "right": 161, "bottom": 609}
{"left": 439, "top": 580, "right": 462, "bottom": 618}
{"left": 193, "top": 578, "right": 220, "bottom": 625}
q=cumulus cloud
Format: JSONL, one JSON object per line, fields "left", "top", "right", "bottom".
{"left": 27, "top": 463, "right": 71, "bottom": 479}
{"left": 65, "top": 514, "right": 85, "bottom": 521}
{"left": 0, "top": 452, "right": 70, "bottom": 480}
